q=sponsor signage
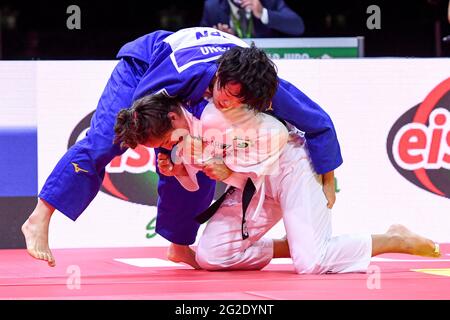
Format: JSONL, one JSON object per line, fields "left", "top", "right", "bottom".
{"left": 387, "top": 78, "right": 450, "bottom": 198}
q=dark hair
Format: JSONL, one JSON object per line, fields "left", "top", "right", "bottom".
{"left": 216, "top": 43, "right": 278, "bottom": 111}
{"left": 114, "top": 93, "right": 182, "bottom": 149}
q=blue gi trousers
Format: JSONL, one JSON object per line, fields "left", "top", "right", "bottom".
{"left": 39, "top": 57, "right": 216, "bottom": 245}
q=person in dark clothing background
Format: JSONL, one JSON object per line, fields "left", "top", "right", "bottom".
{"left": 200, "top": 0, "right": 304, "bottom": 38}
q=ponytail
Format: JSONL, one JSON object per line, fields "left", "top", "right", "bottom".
{"left": 113, "top": 93, "right": 182, "bottom": 149}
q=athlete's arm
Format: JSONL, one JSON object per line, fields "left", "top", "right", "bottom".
{"left": 272, "top": 78, "right": 343, "bottom": 175}
{"left": 322, "top": 170, "right": 336, "bottom": 209}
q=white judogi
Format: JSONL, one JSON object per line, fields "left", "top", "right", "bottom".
{"left": 174, "top": 101, "right": 372, "bottom": 274}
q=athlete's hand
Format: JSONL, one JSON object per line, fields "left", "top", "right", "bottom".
{"left": 203, "top": 158, "right": 232, "bottom": 181}
{"left": 157, "top": 153, "right": 187, "bottom": 177}
{"left": 322, "top": 170, "right": 336, "bottom": 209}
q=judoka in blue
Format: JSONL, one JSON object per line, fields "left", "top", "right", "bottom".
{"left": 24, "top": 27, "right": 342, "bottom": 267}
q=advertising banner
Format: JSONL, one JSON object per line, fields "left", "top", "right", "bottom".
{"left": 2, "top": 58, "right": 448, "bottom": 248}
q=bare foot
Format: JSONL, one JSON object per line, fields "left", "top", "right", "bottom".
{"left": 21, "top": 200, "right": 56, "bottom": 267}
{"left": 387, "top": 224, "right": 441, "bottom": 258}
{"left": 167, "top": 243, "right": 201, "bottom": 269}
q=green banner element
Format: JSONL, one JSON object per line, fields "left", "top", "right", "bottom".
{"left": 263, "top": 47, "right": 359, "bottom": 59}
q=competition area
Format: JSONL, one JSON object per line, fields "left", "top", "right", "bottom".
{"left": 2, "top": 60, "right": 450, "bottom": 301}
{"left": 1, "top": 246, "right": 449, "bottom": 300}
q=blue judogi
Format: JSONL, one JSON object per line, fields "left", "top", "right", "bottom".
{"left": 39, "top": 27, "right": 342, "bottom": 245}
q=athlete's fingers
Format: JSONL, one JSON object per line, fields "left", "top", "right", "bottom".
{"left": 159, "top": 167, "right": 174, "bottom": 177}
{"left": 158, "top": 154, "right": 174, "bottom": 172}
{"left": 203, "top": 162, "right": 231, "bottom": 181}
{"left": 203, "top": 165, "right": 211, "bottom": 174}
{"left": 321, "top": 174, "right": 336, "bottom": 209}
{"left": 157, "top": 153, "right": 170, "bottom": 161}
{"left": 157, "top": 153, "right": 173, "bottom": 170}
{"left": 159, "top": 163, "right": 173, "bottom": 173}
{"left": 158, "top": 158, "right": 172, "bottom": 167}
{"left": 158, "top": 158, "right": 171, "bottom": 166}
{"left": 325, "top": 190, "right": 336, "bottom": 209}
{"left": 327, "top": 198, "right": 335, "bottom": 209}
{"left": 203, "top": 165, "right": 215, "bottom": 179}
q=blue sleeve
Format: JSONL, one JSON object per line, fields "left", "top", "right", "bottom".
{"left": 131, "top": 42, "right": 188, "bottom": 99}
{"left": 116, "top": 30, "right": 173, "bottom": 63}
{"left": 272, "top": 78, "right": 343, "bottom": 174}
{"left": 128, "top": 28, "right": 247, "bottom": 103}
{"left": 264, "top": 0, "right": 304, "bottom": 36}
{"left": 131, "top": 44, "right": 218, "bottom": 103}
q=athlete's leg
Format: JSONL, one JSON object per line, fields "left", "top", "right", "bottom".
{"left": 22, "top": 57, "right": 148, "bottom": 266}
{"left": 154, "top": 148, "right": 216, "bottom": 269}
{"left": 196, "top": 188, "right": 283, "bottom": 271}
{"left": 371, "top": 224, "right": 440, "bottom": 257}
{"left": 280, "top": 146, "right": 439, "bottom": 275}
{"left": 274, "top": 142, "right": 372, "bottom": 274}
{"left": 273, "top": 236, "right": 290, "bottom": 258}
{"left": 22, "top": 198, "right": 56, "bottom": 266}
{"left": 167, "top": 243, "right": 201, "bottom": 270}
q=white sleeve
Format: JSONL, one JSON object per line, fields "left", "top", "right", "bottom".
{"left": 223, "top": 124, "right": 288, "bottom": 190}
{"left": 172, "top": 143, "right": 200, "bottom": 192}
{"left": 174, "top": 164, "right": 200, "bottom": 192}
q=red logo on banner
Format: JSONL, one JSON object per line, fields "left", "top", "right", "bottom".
{"left": 67, "top": 111, "right": 160, "bottom": 206}
{"left": 387, "top": 78, "right": 450, "bottom": 198}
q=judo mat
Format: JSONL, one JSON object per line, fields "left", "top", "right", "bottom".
{"left": 1, "top": 245, "right": 449, "bottom": 300}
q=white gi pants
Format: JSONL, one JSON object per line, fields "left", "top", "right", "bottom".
{"left": 196, "top": 142, "right": 372, "bottom": 274}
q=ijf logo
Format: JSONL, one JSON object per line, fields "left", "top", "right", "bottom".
{"left": 387, "top": 78, "right": 450, "bottom": 198}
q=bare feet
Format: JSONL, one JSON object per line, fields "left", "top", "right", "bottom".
{"left": 167, "top": 243, "right": 201, "bottom": 269}
{"left": 386, "top": 224, "right": 441, "bottom": 258}
{"left": 21, "top": 199, "right": 56, "bottom": 267}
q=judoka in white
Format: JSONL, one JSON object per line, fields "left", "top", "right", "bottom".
{"left": 168, "top": 99, "right": 373, "bottom": 274}
{"left": 114, "top": 93, "right": 441, "bottom": 274}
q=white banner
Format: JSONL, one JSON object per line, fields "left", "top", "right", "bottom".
{"left": 28, "top": 59, "right": 450, "bottom": 247}
{"left": 0, "top": 62, "right": 36, "bottom": 127}
{"left": 35, "top": 61, "right": 166, "bottom": 248}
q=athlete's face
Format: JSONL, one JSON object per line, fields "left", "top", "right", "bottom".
{"left": 143, "top": 111, "right": 189, "bottom": 150}
{"left": 212, "top": 81, "right": 244, "bottom": 110}
{"left": 144, "top": 130, "right": 178, "bottom": 150}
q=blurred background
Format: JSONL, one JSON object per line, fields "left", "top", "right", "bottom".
{"left": 0, "top": 0, "right": 449, "bottom": 60}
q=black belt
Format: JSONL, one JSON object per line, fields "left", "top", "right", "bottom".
{"left": 195, "top": 178, "right": 256, "bottom": 240}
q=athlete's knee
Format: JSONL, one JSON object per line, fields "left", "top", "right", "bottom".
{"left": 195, "top": 241, "right": 222, "bottom": 270}
{"left": 196, "top": 238, "right": 237, "bottom": 270}
{"left": 292, "top": 258, "right": 319, "bottom": 274}
{"left": 291, "top": 250, "right": 331, "bottom": 274}
{"left": 196, "top": 253, "right": 221, "bottom": 271}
